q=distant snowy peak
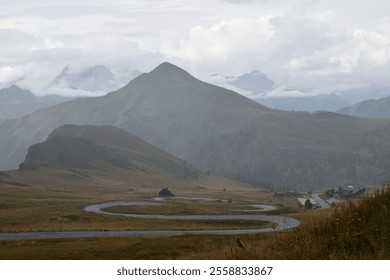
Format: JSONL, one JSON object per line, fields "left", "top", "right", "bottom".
{"left": 209, "top": 70, "right": 275, "bottom": 96}
{"left": 228, "top": 71, "right": 275, "bottom": 94}
{"left": 50, "top": 65, "right": 121, "bottom": 93}
{"left": 209, "top": 71, "right": 351, "bottom": 112}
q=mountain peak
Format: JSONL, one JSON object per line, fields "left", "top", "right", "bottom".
{"left": 228, "top": 70, "right": 275, "bottom": 94}
{"left": 50, "top": 64, "right": 120, "bottom": 93}
{"left": 0, "top": 85, "right": 34, "bottom": 100}
{"left": 248, "top": 70, "right": 266, "bottom": 77}
{"left": 148, "top": 62, "right": 195, "bottom": 82}
{"left": 153, "top": 62, "right": 182, "bottom": 71}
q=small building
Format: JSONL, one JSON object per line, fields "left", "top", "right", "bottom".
{"left": 298, "top": 197, "right": 320, "bottom": 209}
{"left": 341, "top": 185, "right": 363, "bottom": 197}
{"left": 159, "top": 187, "right": 175, "bottom": 197}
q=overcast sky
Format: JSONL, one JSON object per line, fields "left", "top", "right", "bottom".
{"left": 1, "top": 0, "right": 390, "bottom": 95}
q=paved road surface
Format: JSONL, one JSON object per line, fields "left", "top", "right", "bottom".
{"left": 0, "top": 200, "right": 300, "bottom": 241}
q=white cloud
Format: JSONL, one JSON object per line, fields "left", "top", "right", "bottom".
{"left": 0, "top": 66, "right": 25, "bottom": 86}
{"left": 43, "top": 38, "right": 64, "bottom": 50}
{"left": 0, "top": 9, "right": 165, "bottom": 95}
{"left": 222, "top": 0, "right": 262, "bottom": 4}
{"left": 164, "top": 10, "right": 390, "bottom": 91}
{"left": 163, "top": 17, "right": 274, "bottom": 77}
{"left": 0, "top": 28, "right": 38, "bottom": 49}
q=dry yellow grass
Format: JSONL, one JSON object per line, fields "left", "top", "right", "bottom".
{"left": 188, "top": 188, "right": 390, "bottom": 260}
{"left": 0, "top": 166, "right": 311, "bottom": 260}
{"left": 0, "top": 167, "right": 300, "bottom": 233}
{"left": 0, "top": 235, "right": 259, "bottom": 260}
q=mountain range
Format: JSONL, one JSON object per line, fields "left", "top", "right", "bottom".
{"left": 0, "top": 85, "right": 72, "bottom": 119}
{"left": 338, "top": 95, "right": 390, "bottom": 119}
{"left": 1, "top": 62, "right": 390, "bottom": 190}
{"left": 212, "top": 72, "right": 352, "bottom": 112}
{"left": 258, "top": 93, "right": 350, "bottom": 112}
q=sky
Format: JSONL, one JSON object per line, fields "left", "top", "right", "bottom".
{"left": 1, "top": 0, "right": 390, "bottom": 96}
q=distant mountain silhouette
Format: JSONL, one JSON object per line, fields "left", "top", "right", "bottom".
{"left": 50, "top": 65, "right": 121, "bottom": 93}
{"left": 20, "top": 124, "right": 199, "bottom": 180}
{"left": 338, "top": 96, "right": 390, "bottom": 119}
{"left": 0, "top": 85, "right": 72, "bottom": 119}
{"left": 227, "top": 70, "right": 275, "bottom": 94}
{"left": 258, "top": 93, "right": 350, "bottom": 112}
{"left": 337, "top": 85, "right": 390, "bottom": 104}
{"left": 212, "top": 72, "right": 350, "bottom": 112}
{"left": 1, "top": 62, "right": 390, "bottom": 189}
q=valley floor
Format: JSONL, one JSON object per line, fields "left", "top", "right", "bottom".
{"left": 0, "top": 167, "right": 303, "bottom": 259}
{"left": 2, "top": 168, "right": 386, "bottom": 260}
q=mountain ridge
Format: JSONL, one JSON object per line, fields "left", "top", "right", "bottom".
{"left": 1, "top": 62, "right": 390, "bottom": 189}
{"left": 0, "top": 85, "right": 72, "bottom": 119}
{"left": 338, "top": 95, "right": 390, "bottom": 119}
{"left": 21, "top": 124, "right": 200, "bottom": 180}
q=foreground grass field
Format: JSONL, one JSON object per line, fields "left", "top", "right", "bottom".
{"left": 0, "top": 166, "right": 303, "bottom": 259}
{"left": 0, "top": 168, "right": 298, "bottom": 232}
{"left": 1, "top": 167, "right": 386, "bottom": 259}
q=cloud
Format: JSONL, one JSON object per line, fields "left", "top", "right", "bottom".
{"left": 164, "top": 15, "right": 334, "bottom": 80}
{"left": 222, "top": 0, "right": 262, "bottom": 4}
{"left": 163, "top": 17, "right": 274, "bottom": 76}
{"left": 0, "top": 66, "right": 25, "bottom": 86}
{"left": 2, "top": 0, "right": 390, "bottom": 96}
{"left": 0, "top": 9, "right": 165, "bottom": 95}
{"left": 0, "top": 28, "right": 38, "bottom": 50}
{"left": 164, "top": 11, "right": 390, "bottom": 90}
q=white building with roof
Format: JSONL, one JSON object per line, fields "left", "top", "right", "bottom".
{"left": 341, "top": 185, "right": 362, "bottom": 197}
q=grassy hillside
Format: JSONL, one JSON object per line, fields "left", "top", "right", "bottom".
{"left": 20, "top": 124, "right": 200, "bottom": 180}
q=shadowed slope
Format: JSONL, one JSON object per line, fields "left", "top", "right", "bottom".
{"left": 20, "top": 124, "right": 199, "bottom": 180}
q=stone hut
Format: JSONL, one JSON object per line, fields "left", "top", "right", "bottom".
{"left": 159, "top": 187, "right": 175, "bottom": 197}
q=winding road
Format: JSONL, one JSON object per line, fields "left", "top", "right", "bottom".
{"left": 0, "top": 200, "right": 300, "bottom": 241}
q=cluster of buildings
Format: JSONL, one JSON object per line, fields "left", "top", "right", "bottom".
{"left": 298, "top": 185, "right": 365, "bottom": 209}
